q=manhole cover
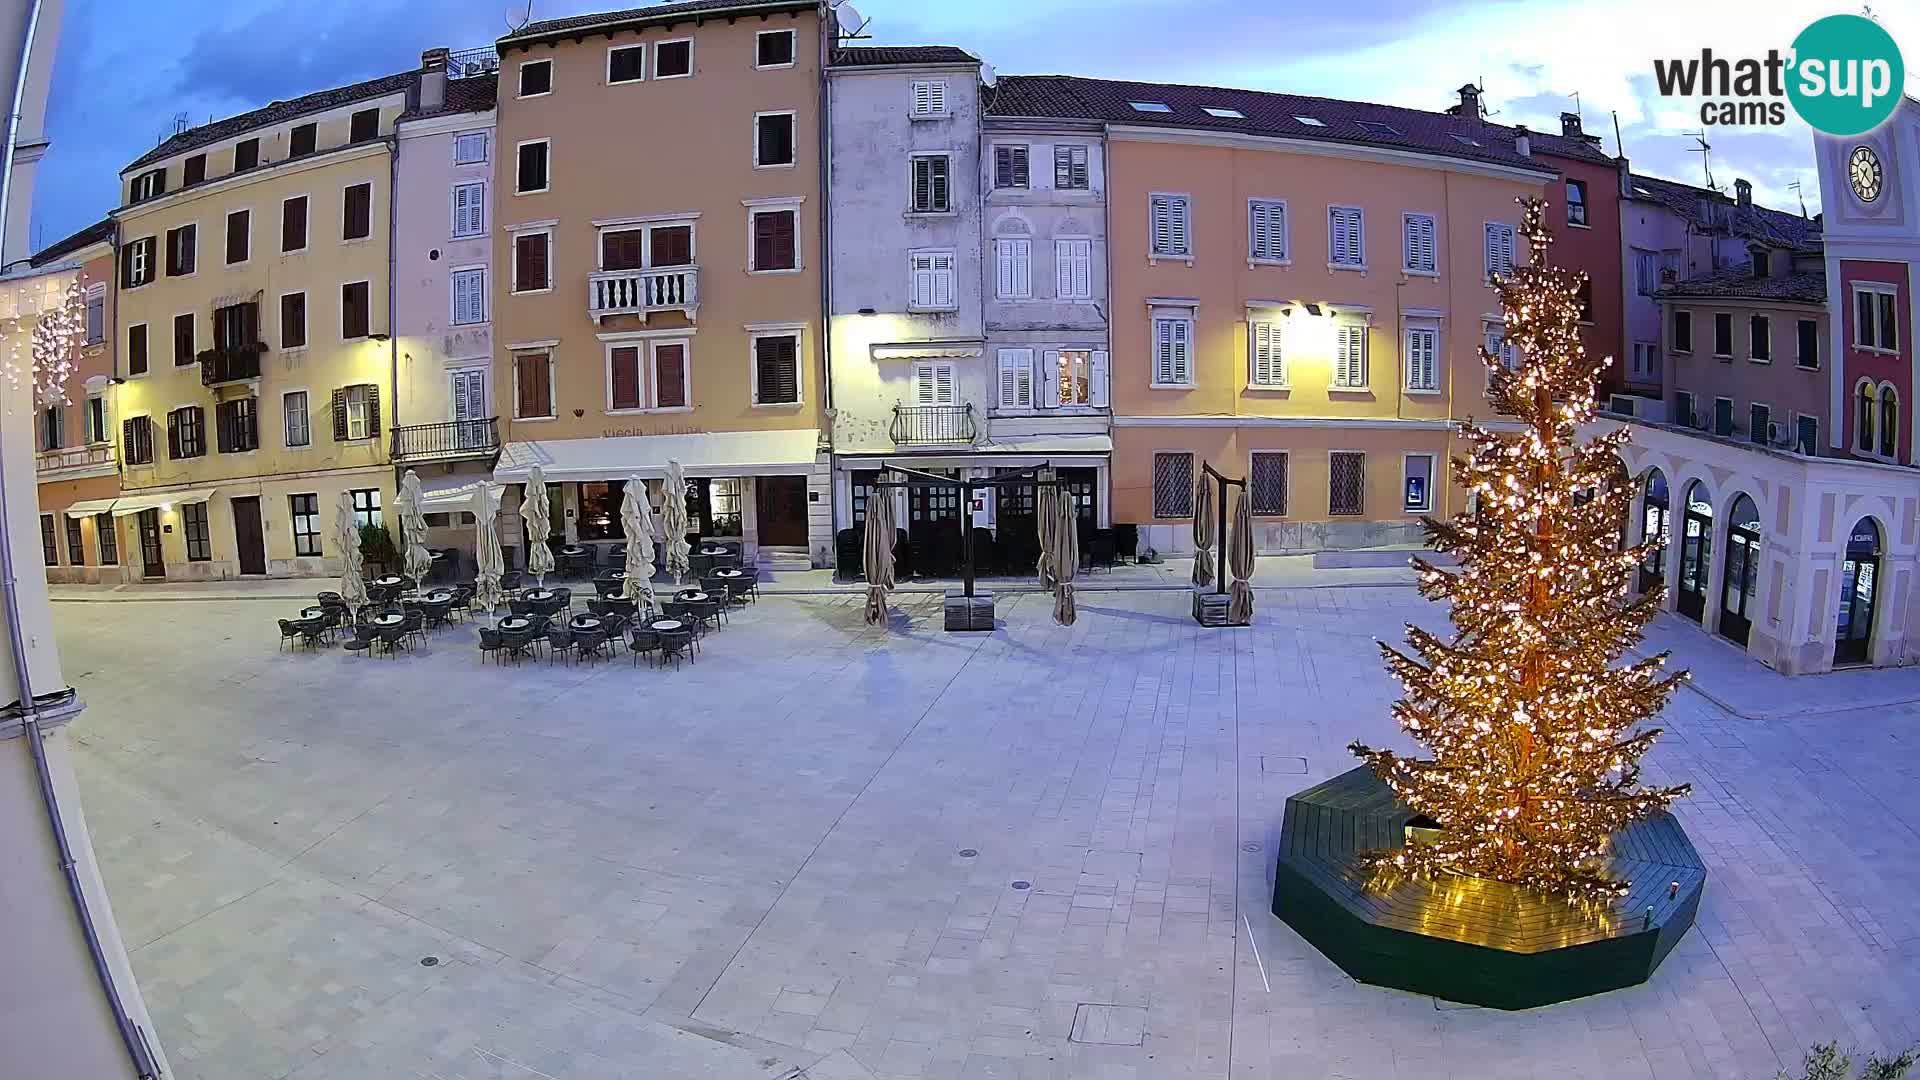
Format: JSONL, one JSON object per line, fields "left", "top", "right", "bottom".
{"left": 1011, "top": 880, "right": 1031, "bottom": 890}
{"left": 419, "top": 956, "right": 440, "bottom": 967}
{"left": 958, "top": 848, "right": 978, "bottom": 858}
{"left": 1240, "top": 841, "right": 1262, "bottom": 853}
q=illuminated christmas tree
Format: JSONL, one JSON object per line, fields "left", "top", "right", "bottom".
{"left": 1349, "top": 196, "right": 1690, "bottom": 900}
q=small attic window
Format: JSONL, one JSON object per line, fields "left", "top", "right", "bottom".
{"left": 1202, "top": 106, "right": 1245, "bottom": 119}
{"left": 1449, "top": 133, "right": 1482, "bottom": 146}
{"left": 1293, "top": 115, "right": 1326, "bottom": 127}
{"left": 1633, "top": 186, "right": 1653, "bottom": 197}
{"left": 1128, "top": 101, "right": 1173, "bottom": 113}
{"left": 1355, "top": 120, "right": 1402, "bottom": 137}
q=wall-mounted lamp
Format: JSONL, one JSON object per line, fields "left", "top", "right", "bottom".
{"left": 369, "top": 333, "right": 391, "bottom": 343}
{"left": 857, "top": 307, "right": 877, "bottom": 316}
{"left": 1303, "top": 303, "right": 1323, "bottom": 317}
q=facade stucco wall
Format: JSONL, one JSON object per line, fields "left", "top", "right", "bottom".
{"left": 394, "top": 108, "right": 496, "bottom": 430}
{"left": 1664, "top": 298, "right": 1829, "bottom": 448}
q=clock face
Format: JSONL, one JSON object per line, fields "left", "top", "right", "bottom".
{"left": 1849, "top": 145, "right": 1883, "bottom": 203}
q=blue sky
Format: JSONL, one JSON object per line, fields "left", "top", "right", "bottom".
{"left": 31, "top": 0, "right": 1916, "bottom": 252}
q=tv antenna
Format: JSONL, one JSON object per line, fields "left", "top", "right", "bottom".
{"left": 171, "top": 111, "right": 190, "bottom": 135}
{"left": 1686, "top": 131, "right": 1716, "bottom": 191}
{"left": 1788, "top": 180, "right": 1809, "bottom": 218}
{"left": 504, "top": 0, "right": 532, "bottom": 34}
{"left": 1475, "top": 77, "right": 1499, "bottom": 119}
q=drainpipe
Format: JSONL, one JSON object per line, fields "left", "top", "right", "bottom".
{"left": 0, "top": 1, "right": 161, "bottom": 1075}
{"left": 387, "top": 134, "right": 399, "bottom": 483}
{"left": 817, "top": 11, "right": 833, "bottom": 418}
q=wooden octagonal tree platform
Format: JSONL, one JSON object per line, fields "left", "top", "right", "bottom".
{"left": 1271, "top": 766, "right": 1705, "bottom": 1010}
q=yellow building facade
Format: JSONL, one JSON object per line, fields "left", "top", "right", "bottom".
{"left": 108, "top": 74, "right": 410, "bottom": 579}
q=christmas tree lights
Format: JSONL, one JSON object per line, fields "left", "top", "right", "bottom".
{"left": 1349, "top": 196, "right": 1690, "bottom": 900}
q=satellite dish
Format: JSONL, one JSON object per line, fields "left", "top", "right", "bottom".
{"left": 980, "top": 62, "right": 996, "bottom": 87}
{"left": 835, "top": 2, "right": 864, "bottom": 34}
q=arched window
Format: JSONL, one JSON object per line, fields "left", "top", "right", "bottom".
{"left": 1719, "top": 494, "right": 1761, "bottom": 646}
{"left": 1858, "top": 380, "right": 1877, "bottom": 453}
{"left": 1879, "top": 383, "right": 1898, "bottom": 458}
{"left": 1639, "top": 469, "right": 1669, "bottom": 592}
{"left": 1676, "top": 480, "right": 1713, "bottom": 622}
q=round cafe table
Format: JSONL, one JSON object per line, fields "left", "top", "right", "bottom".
{"left": 524, "top": 588, "right": 557, "bottom": 603}
{"left": 372, "top": 613, "right": 405, "bottom": 628}
{"left": 498, "top": 616, "right": 531, "bottom": 632}
{"left": 696, "top": 546, "right": 728, "bottom": 558}
{"left": 300, "top": 606, "right": 326, "bottom": 620}
{"left": 647, "top": 618, "right": 684, "bottom": 633}
{"left": 569, "top": 615, "right": 603, "bottom": 632}
{"left": 372, "top": 575, "right": 404, "bottom": 589}
{"left": 423, "top": 590, "right": 454, "bottom": 603}
{"left": 679, "top": 591, "right": 710, "bottom": 604}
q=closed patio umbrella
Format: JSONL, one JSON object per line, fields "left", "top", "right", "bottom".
{"left": 863, "top": 473, "right": 896, "bottom": 625}
{"left": 620, "top": 476, "right": 659, "bottom": 613}
{"left": 472, "top": 484, "right": 505, "bottom": 624}
{"left": 1050, "top": 478, "right": 1078, "bottom": 626}
{"left": 662, "top": 458, "right": 691, "bottom": 583}
{"left": 521, "top": 464, "right": 555, "bottom": 589}
{"left": 1035, "top": 468, "right": 1058, "bottom": 589}
{"left": 334, "top": 490, "right": 367, "bottom": 614}
{"left": 398, "top": 469, "right": 432, "bottom": 591}
{"left": 1228, "top": 487, "right": 1255, "bottom": 625}
{"left": 1192, "top": 472, "right": 1214, "bottom": 588}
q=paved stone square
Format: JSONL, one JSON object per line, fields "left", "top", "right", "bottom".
{"left": 52, "top": 586, "right": 1920, "bottom": 1079}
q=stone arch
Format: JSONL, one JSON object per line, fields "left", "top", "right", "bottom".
{"left": 993, "top": 213, "right": 1033, "bottom": 236}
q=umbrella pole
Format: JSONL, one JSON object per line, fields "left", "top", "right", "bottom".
{"left": 1216, "top": 474, "right": 1228, "bottom": 596}
{"left": 961, "top": 479, "right": 975, "bottom": 600}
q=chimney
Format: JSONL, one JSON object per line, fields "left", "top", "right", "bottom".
{"left": 419, "top": 48, "right": 448, "bottom": 112}
{"left": 1560, "top": 111, "right": 1582, "bottom": 138}
{"left": 1456, "top": 83, "right": 1481, "bottom": 121}
{"left": 1513, "top": 124, "right": 1530, "bottom": 159}
{"left": 1733, "top": 178, "right": 1752, "bottom": 210}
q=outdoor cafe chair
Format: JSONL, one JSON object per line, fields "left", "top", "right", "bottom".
{"left": 376, "top": 625, "right": 412, "bottom": 658}
{"left": 343, "top": 629, "right": 376, "bottom": 658}
{"left": 277, "top": 619, "right": 301, "bottom": 652}
{"left": 655, "top": 626, "right": 694, "bottom": 668}
{"left": 477, "top": 627, "right": 504, "bottom": 664}
{"left": 298, "top": 619, "right": 330, "bottom": 651}
{"left": 545, "top": 627, "right": 576, "bottom": 666}
{"left": 510, "top": 597, "right": 536, "bottom": 616}
{"left": 627, "top": 626, "right": 660, "bottom": 667}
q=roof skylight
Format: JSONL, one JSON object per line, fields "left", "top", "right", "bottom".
{"left": 1203, "top": 106, "right": 1246, "bottom": 119}
{"left": 1128, "top": 101, "right": 1173, "bottom": 113}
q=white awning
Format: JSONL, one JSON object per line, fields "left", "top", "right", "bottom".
{"left": 109, "top": 488, "right": 219, "bottom": 516}
{"left": 418, "top": 475, "right": 500, "bottom": 514}
{"left": 63, "top": 497, "right": 119, "bottom": 519}
{"left": 496, "top": 429, "right": 820, "bottom": 484}
{"left": 975, "top": 434, "right": 1112, "bottom": 456}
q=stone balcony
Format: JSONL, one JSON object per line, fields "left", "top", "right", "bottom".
{"left": 35, "top": 442, "right": 116, "bottom": 481}
{"left": 588, "top": 266, "right": 698, "bottom": 322}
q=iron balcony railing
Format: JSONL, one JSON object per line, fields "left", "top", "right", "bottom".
{"left": 35, "top": 443, "right": 115, "bottom": 475}
{"left": 391, "top": 418, "right": 501, "bottom": 462}
{"left": 890, "top": 403, "right": 977, "bottom": 445}
{"left": 446, "top": 46, "right": 500, "bottom": 80}
{"left": 588, "top": 266, "right": 698, "bottom": 320}
{"left": 199, "top": 343, "right": 265, "bottom": 386}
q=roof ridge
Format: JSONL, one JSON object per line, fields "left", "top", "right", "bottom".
{"left": 124, "top": 68, "right": 415, "bottom": 173}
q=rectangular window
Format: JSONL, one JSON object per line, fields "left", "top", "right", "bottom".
{"left": 912, "top": 362, "right": 956, "bottom": 405}
{"left": 216, "top": 396, "right": 258, "bottom": 453}
{"left": 283, "top": 390, "right": 309, "bottom": 448}
{"left": 96, "top": 513, "right": 117, "bottom": 565}
{"left": 514, "top": 231, "right": 550, "bottom": 292}
{"left": 65, "top": 514, "right": 85, "bottom": 566}
{"left": 1250, "top": 452, "right": 1288, "bottom": 515}
{"left": 121, "top": 415, "right": 153, "bottom": 465}
{"left": 910, "top": 155, "right": 950, "bottom": 213}
{"left": 1750, "top": 314, "right": 1771, "bottom": 362}
{"left": 173, "top": 312, "right": 195, "bottom": 366}
{"left": 756, "top": 28, "right": 795, "bottom": 68}
{"left": 129, "top": 168, "right": 165, "bottom": 204}
{"left": 1403, "top": 212, "right": 1437, "bottom": 273}
{"left": 165, "top": 223, "right": 196, "bottom": 276}
{"left": 282, "top": 195, "right": 308, "bottom": 252}
{"left": 343, "top": 182, "right": 372, "bottom": 240}
{"left": 183, "top": 154, "right": 206, "bottom": 185}
{"left": 1797, "top": 319, "right": 1819, "bottom": 369}
{"left": 453, "top": 131, "right": 488, "bottom": 164}
{"left": 84, "top": 396, "right": 106, "bottom": 443}
{"left": 1404, "top": 327, "right": 1438, "bottom": 391}
{"left": 655, "top": 39, "right": 692, "bottom": 78}
{"left": 609, "top": 345, "right": 642, "bottom": 411}
{"left": 350, "top": 107, "right": 379, "bottom": 144}
{"left": 1055, "top": 239, "right": 1091, "bottom": 299}
{"left": 519, "top": 58, "right": 552, "bottom": 97}
{"left": 1329, "top": 451, "right": 1366, "bottom": 516}
{"left": 1713, "top": 397, "right": 1734, "bottom": 437}
{"left": 280, "top": 292, "right": 307, "bottom": 349}
{"left": 516, "top": 140, "right": 549, "bottom": 194}
{"left": 1673, "top": 309, "right": 1692, "bottom": 353}
{"left": 1058, "top": 349, "right": 1097, "bottom": 405}
{"left": 601, "top": 228, "right": 644, "bottom": 271}
{"left": 1151, "top": 194, "right": 1191, "bottom": 257}
{"left": 751, "top": 208, "right": 797, "bottom": 271}
{"left": 85, "top": 287, "right": 104, "bottom": 344}
{"left": 37, "top": 404, "right": 60, "bottom": 451}
{"left": 451, "top": 268, "right": 486, "bottom": 325}
{"left": 515, "top": 352, "right": 553, "bottom": 418}
{"left": 908, "top": 250, "right": 956, "bottom": 310}
{"left": 233, "top": 138, "right": 259, "bottom": 171}
{"left": 289, "top": 122, "right": 317, "bottom": 157}
{"left": 341, "top": 281, "right": 370, "bottom": 339}
{"left": 755, "top": 112, "right": 795, "bottom": 167}
{"left": 910, "top": 79, "right": 946, "bottom": 118}
{"left": 997, "top": 347, "right": 1033, "bottom": 409}
{"left": 650, "top": 224, "right": 692, "bottom": 267}
{"left": 1152, "top": 452, "right": 1194, "bottom": 518}
{"left": 39, "top": 515, "right": 56, "bottom": 566}
{"left": 1246, "top": 317, "right": 1289, "bottom": 389}
{"left": 1631, "top": 341, "right": 1659, "bottom": 379}
{"left": 1483, "top": 323, "right": 1518, "bottom": 371}
{"left": 225, "top": 209, "right": 250, "bottom": 265}
{"left": 1855, "top": 286, "right": 1899, "bottom": 350}
{"left": 1329, "top": 206, "right": 1365, "bottom": 267}
{"left": 289, "top": 494, "right": 321, "bottom": 557}
{"left": 606, "top": 44, "right": 644, "bottom": 83}
{"left": 1403, "top": 454, "right": 1434, "bottom": 512}
{"left": 1484, "top": 222, "right": 1516, "bottom": 277}
{"left": 1750, "top": 402, "right": 1771, "bottom": 445}
{"left": 351, "top": 488, "right": 382, "bottom": 529}
{"left": 182, "top": 502, "right": 211, "bottom": 562}
{"left": 994, "top": 238, "right": 1032, "bottom": 299}
{"left": 1152, "top": 316, "right": 1193, "bottom": 386}
{"left": 653, "top": 342, "right": 688, "bottom": 408}
{"left": 1566, "top": 178, "right": 1588, "bottom": 226}
{"left": 451, "top": 181, "right": 484, "bottom": 237}
{"left": 1713, "top": 312, "right": 1733, "bottom": 357}
{"left": 122, "top": 237, "right": 155, "bottom": 288}
{"left": 753, "top": 334, "right": 800, "bottom": 405}
{"left": 1796, "top": 414, "right": 1819, "bottom": 455}
{"left": 127, "top": 323, "right": 148, "bottom": 375}
{"left": 1634, "top": 249, "right": 1658, "bottom": 295}
{"left": 1674, "top": 390, "right": 1695, "bottom": 428}
{"left": 1054, "top": 144, "right": 1089, "bottom": 189}
{"left": 994, "top": 144, "right": 1029, "bottom": 189}
{"left": 1248, "top": 199, "right": 1286, "bottom": 262}
{"left": 213, "top": 301, "right": 258, "bottom": 352}
{"left": 333, "top": 383, "right": 380, "bottom": 441}
{"left": 1334, "top": 323, "right": 1369, "bottom": 388}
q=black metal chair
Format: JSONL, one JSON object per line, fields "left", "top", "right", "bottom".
{"left": 627, "top": 627, "right": 660, "bottom": 667}
{"left": 1086, "top": 530, "right": 1118, "bottom": 573}
{"left": 298, "top": 620, "right": 329, "bottom": 650}
{"left": 477, "top": 627, "right": 504, "bottom": 664}
{"left": 377, "top": 624, "right": 411, "bottom": 658}
{"left": 656, "top": 627, "right": 694, "bottom": 668}
{"left": 343, "top": 629, "right": 376, "bottom": 658}
{"left": 546, "top": 627, "right": 575, "bottom": 665}
{"left": 1113, "top": 524, "right": 1140, "bottom": 564}
{"left": 277, "top": 619, "right": 301, "bottom": 652}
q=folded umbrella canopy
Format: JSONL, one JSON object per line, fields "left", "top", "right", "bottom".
{"left": 1191, "top": 472, "right": 1215, "bottom": 588}
{"left": 398, "top": 469, "right": 433, "bottom": 590}
{"left": 1050, "top": 478, "right": 1078, "bottom": 626}
{"left": 620, "top": 476, "right": 659, "bottom": 613}
{"left": 521, "top": 464, "right": 555, "bottom": 588}
{"left": 1228, "top": 486, "right": 1255, "bottom": 625}
{"left": 662, "top": 459, "right": 691, "bottom": 582}
{"left": 1035, "top": 468, "right": 1058, "bottom": 589}
{"left": 334, "top": 489, "right": 367, "bottom": 613}
{"left": 863, "top": 474, "right": 896, "bottom": 625}
{"left": 472, "top": 484, "right": 504, "bottom": 624}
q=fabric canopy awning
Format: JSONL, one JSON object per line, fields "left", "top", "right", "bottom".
{"left": 417, "top": 474, "right": 500, "bottom": 514}
{"left": 63, "top": 497, "right": 119, "bottom": 519}
{"left": 495, "top": 428, "right": 820, "bottom": 484}
{"left": 109, "top": 488, "right": 219, "bottom": 516}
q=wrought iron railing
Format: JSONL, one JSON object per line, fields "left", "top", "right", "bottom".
{"left": 447, "top": 46, "right": 500, "bottom": 80}
{"left": 35, "top": 444, "right": 115, "bottom": 474}
{"left": 199, "top": 343, "right": 264, "bottom": 386}
{"left": 588, "top": 266, "right": 698, "bottom": 319}
{"left": 890, "top": 403, "right": 977, "bottom": 445}
{"left": 391, "top": 417, "right": 500, "bottom": 461}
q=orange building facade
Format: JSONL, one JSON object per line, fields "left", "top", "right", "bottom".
{"left": 27, "top": 223, "right": 121, "bottom": 583}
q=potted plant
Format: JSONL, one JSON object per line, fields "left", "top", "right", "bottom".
{"left": 358, "top": 523, "right": 397, "bottom": 576}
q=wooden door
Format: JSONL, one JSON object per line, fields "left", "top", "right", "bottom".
{"left": 231, "top": 496, "right": 267, "bottom": 575}
{"left": 755, "top": 476, "right": 808, "bottom": 546}
{"left": 138, "top": 510, "right": 164, "bottom": 578}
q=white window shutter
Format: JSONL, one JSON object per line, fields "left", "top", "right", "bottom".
{"left": 933, "top": 257, "right": 953, "bottom": 309}
{"left": 1155, "top": 320, "right": 1173, "bottom": 384}
{"left": 1012, "top": 240, "right": 1030, "bottom": 298}
{"left": 1421, "top": 218, "right": 1436, "bottom": 270}
{"left": 1039, "top": 349, "right": 1059, "bottom": 409}
{"left": 1089, "top": 351, "right": 1109, "bottom": 407}
{"left": 1071, "top": 241, "right": 1090, "bottom": 298}
{"left": 935, "top": 364, "right": 954, "bottom": 404}
{"left": 1172, "top": 320, "right": 1191, "bottom": 383}
{"left": 1171, "top": 199, "right": 1189, "bottom": 255}
{"left": 995, "top": 241, "right": 1013, "bottom": 298}
{"left": 914, "top": 365, "right": 933, "bottom": 404}
{"left": 1055, "top": 241, "right": 1074, "bottom": 298}
{"left": 1151, "top": 197, "right": 1170, "bottom": 254}
{"left": 929, "top": 81, "right": 944, "bottom": 114}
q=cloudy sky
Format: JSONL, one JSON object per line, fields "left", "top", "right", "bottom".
{"left": 30, "top": 0, "right": 1919, "bottom": 251}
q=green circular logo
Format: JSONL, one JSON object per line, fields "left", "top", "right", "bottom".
{"left": 1787, "top": 14, "right": 1904, "bottom": 136}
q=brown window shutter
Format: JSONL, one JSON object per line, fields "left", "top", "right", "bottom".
{"left": 516, "top": 235, "right": 547, "bottom": 291}
{"left": 654, "top": 345, "right": 686, "bottom": 408}
{"left": 167, "top": 410, "right": 181, "bottom": 459}
{"left": 610, "top": 347, "right": 640, "bottom": 410}
{"left": 226, "top": 210, "right": 249, "bottom": 264}
{"left": 282, "top": 196, "right": 307, "bottom": 251}
{"left": 331, "top": 388, "right": 348, "bottom": 441}
{"left": 122, "top": 417, "right": 136, "bottom": 462}
{"left": 214, "top": 402, "right": 230, "bottom": 454}
{"left": 365, "top": 383, "right": 381, "bottom": 438}
{"left": 651, "top": 226, "right": 691, "bottom": 268}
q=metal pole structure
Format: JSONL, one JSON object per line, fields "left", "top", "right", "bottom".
{"left": 873, "top": 463, "right": 1060, "bottom": 600}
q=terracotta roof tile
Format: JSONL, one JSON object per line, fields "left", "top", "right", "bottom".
{"left": 831, "top": 46, "right": 977, "bottom": 67}
{"left": 30, "top": 218, "right": 112, "bottom": 266}
{"left": 1658, "top": 266, "right": 1826, "bottom": 303}
{"left": 402, "top": 74, "right": 498, "bottom": 121}
{"left": 124, "top": 71, "right": 415, "bottom": 174}
{"left": 503, "top": 0, "right": 812, "bottom": 44}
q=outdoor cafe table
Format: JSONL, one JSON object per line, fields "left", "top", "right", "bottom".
{"left": 647, "top": 618, "right": 684, "bottom": 633}
{"left": 678, "top": 591, "right": 711, "bottom": 604}
{"left": 372, "top": 613, "right": 405, "bottom": 628}
{"left": 300, "top": 606, "right": 327, "bottom": 620}
{"left": 523, "top": 588, "right": 558, "bottom": 603}
{"left": 372, "top": 575, "right": 405, "bottom": 589}
{"left": 498, "top": 616, "right": 532, "bottom": 632}
{"left": 569, "top": 615, "right": 603, "bottom": 632}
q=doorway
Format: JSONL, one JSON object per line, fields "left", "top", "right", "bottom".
{"left": 1717, "top": 494, "right": 1760, "bottom": 647}
{"left": 755, "top": 475, "right": 808, "bottom": 546}
{"left": 137, "top": 509, "right": 164, "bottom": 578}
{"left": 231, "top": 496, "right": 267, "bottom": 575}
{"left": 1638, "top": 469, "right": 1669, "bottom": 594}
{"left": 1676, "top": 481, "right": 1712, "bottom": 622}
{"left": 1835, "top": 518, "right": 1881, "bottom": 666}
{"left": 906, "top": 468, "right": 962, "bottom": 577}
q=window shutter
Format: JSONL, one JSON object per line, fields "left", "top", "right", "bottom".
{"left": 365, "top": 384, "right": 381, "bottom": 439}
{"left": 914, "top": 365, "right": 933, "bottom": 405}
{"left": 1151, "top": 197, "right": 1171, "bottom": 255}
{"left": 215, "top": 403, "right": 232, "bottom": 454}
{"left": 1170, "top": 198, "right": 1189, "bottom": 255}
{"left": 122, "top": 418, "right": 135, "bottom": 463}
{"left": 932, "top": 256, "right": 953, "bottom": 309}
{"left": 997, "top": 351, "right": 1019, "bottom": 408}
{"left": 935, "top": 365, "right": 953, "bottom": 405}
{"left": 1038, "top": 349, "right": 1059, "bottom": 409}
{"left": 1252, "top": 322, "right": 1281, "bottom": 385}
{"left": 167, "top": 410, "right": 182, "bottom": 459}
{"left": 1089, "top": 351, "right": 1110, "bottom": 408}
{"left": 331, "top": 388, "right": 348, "bottom": 441}
{"left": 611, "top": 346, "right": 640, "bottom": 409}
{"left": 1155, "top": 320, "right": 1173, "bottom": 383}
{"left": 995, "top": 241, "right": 1013, "bottom": 298}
